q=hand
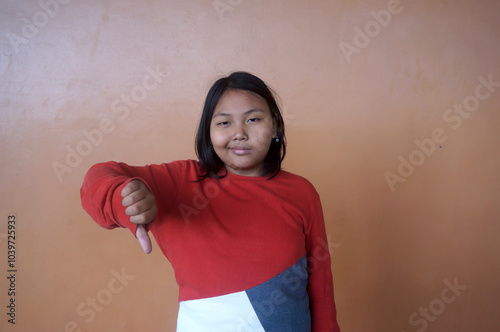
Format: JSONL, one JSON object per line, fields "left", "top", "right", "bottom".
{"left": 121, "top": 180, "right": 157, "bottom": 254}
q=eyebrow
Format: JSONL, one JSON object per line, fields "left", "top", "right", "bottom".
{"left": 213, "top": 108, "right": 265, "bottom": 118}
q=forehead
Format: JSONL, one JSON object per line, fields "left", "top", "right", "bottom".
{"left": 213, "top": 90, "right": 270, "bottom": 116}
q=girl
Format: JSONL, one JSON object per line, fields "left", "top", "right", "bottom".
{"left": 81, "top": 72, "right": 341, "bottom": 331}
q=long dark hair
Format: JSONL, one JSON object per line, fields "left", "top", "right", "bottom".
{"left": 195, "top": 71, "right": 286, "bottom": 179}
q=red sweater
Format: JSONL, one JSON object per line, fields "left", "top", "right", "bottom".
{"left": 81, "top": 160, "right": 340, "bottom": 331}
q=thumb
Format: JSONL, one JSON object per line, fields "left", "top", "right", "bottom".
{"left": 135, "top": 224, "right": 152, "bottom": 254}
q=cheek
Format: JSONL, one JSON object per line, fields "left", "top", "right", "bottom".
{"left": 210, "top": 128, "right": 228, "bottom": 148}
{"left": 256, "top": 126, "right": 274, "bottom": 143}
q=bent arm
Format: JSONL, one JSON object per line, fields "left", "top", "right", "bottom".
{"left": 80, "top": 161, "right": 155, "bottom": 235}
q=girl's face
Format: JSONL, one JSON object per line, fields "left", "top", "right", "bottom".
{"left": 210, "top": 90, "right": 276, "bottom": 177}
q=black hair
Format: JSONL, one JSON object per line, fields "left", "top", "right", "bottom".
{"left": 195, "top": 71, "right": 286, "bottom": 179}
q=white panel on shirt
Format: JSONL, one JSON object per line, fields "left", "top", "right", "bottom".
{"left": 176, "top": 291, "right": 266, "bottom": 332}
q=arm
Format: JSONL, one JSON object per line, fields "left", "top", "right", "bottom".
{"left": 305, "top": 190, "right": 341, "bottom": 332}
{"left": 80, "top": 162, "right": 157, "bottom": 253}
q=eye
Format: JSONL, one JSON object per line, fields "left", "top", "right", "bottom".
{"left": 248, "top": 118, "right": 261, "bottom": 123}
{"left": 217, "top": 121, "right": 230, "bottom": 126}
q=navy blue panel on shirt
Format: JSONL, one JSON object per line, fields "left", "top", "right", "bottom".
{"left": 245, "top": 255, "right": 311, "bottom": 332}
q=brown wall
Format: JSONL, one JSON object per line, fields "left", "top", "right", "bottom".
{"left": 1, "top": 0, "right": 499, "bottom": 331}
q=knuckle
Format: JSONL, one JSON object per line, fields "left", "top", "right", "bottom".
{"left": 130, "top": 214, "right": 142, "bottom": 224}
{"left": 123, "top": 195, "right": 132, "bottom": 206}
{"left": 128, "top": 205, "right": 139, "bottom": 216}
{"left": 136, "top": 214, "right": 147, "bottom": 224}
{"left": 129, "top": 180, "right": 140, "bottom": 191}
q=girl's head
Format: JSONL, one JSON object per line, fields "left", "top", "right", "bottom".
{"left": 196, "top": 72, "right": 286, "bottom": 178}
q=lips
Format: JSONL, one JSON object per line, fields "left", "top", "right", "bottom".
{"left": 229, "top": 146, "right": 251, "bottom": 155}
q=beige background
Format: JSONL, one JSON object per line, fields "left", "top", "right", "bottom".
{"left": 1, "top": 0, "right": 499, "bottom": 331}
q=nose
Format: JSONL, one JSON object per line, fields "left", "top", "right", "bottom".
{"left": 232, "top": 123, "right": 247, "bottom": 141}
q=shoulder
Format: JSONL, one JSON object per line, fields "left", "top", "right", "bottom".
{"left": 275, "top": 170, "right": 320, "bottom": 198}
{"left": 152, "top": 159, "right": 204, "bottom": 178}
{"left": 156, "top": 159, "right": 201, "bottom": 169}
{"left": 151, "top": 159, "right": 201, "bottom": 171}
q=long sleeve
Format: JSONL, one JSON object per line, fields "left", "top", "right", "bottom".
{"left": 80, "top": 160, "right": 191, "bottom": 236}
{"left": 80, "top": 161, "right": 146, "bottom": 235}
{"left": 80, "top": 161, "right": 341, "bottom": 330}
{"left": 305, "top": 190, "right": 341, "bottom": 332}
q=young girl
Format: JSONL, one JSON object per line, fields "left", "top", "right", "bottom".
{"left": 81, "top": 72, "right": 341, "bottom": 331}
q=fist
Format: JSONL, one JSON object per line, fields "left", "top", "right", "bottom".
{"left": 121, "top": 180, "right": 156, "bottom": 254}
{"left": 121, "top": 180, "right": 157, "bottom": 225}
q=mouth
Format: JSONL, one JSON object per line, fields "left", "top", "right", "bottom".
{"left": 229, "top": 146, "right": 251, "bottom": 155}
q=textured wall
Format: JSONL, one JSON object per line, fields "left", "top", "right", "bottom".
{"left": 1, "top": 0, "right": 499, "bottom": 331}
